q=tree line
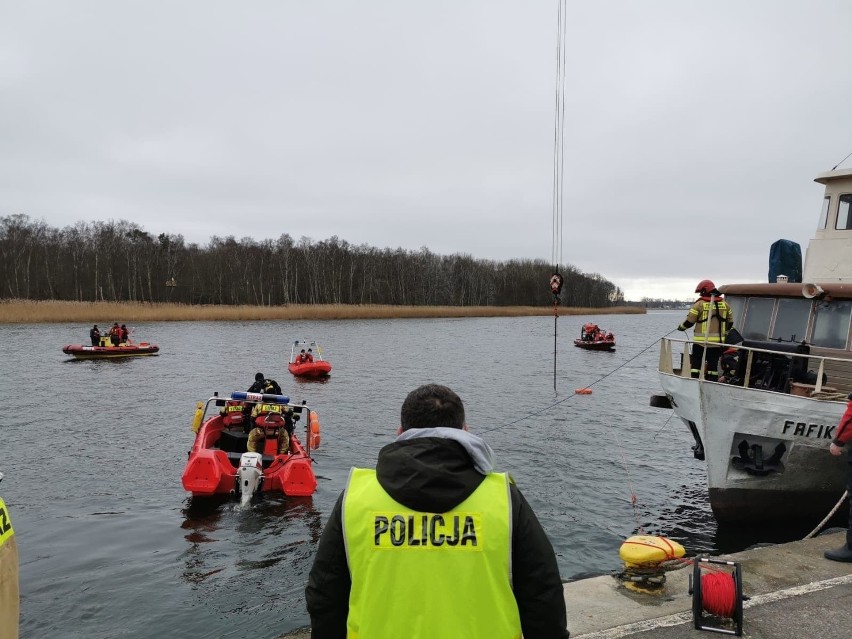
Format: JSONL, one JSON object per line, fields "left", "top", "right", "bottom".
{"left": 0, "top": 214, "right": 624, "bottom": 307}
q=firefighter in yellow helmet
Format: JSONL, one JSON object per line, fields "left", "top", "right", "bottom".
{"left": 305, "top": 384, "right": 569, "bottom": 638}
{"left": 247, "top": 404, "right": 292, "bottom": 455}
{"left": 677, "top": 279, "right": 734, "bottom": 380}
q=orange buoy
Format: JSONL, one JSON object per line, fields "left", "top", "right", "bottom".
{"left": 309, "top": 412, "right": 321, "bottom": 449}
{"left": 575, "top": 388, "right": 592, "bottom": 395}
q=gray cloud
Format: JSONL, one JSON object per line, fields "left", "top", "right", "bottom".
{"left": 1, "top": 0, "right": 850, "bottom": 300}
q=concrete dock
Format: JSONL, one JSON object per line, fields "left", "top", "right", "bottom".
{"left": 282, "top": 531, "right": 852, "bottom": 638}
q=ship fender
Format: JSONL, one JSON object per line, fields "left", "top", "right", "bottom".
{"left": 191, "top": 401, "right": 204, "bottom": 433}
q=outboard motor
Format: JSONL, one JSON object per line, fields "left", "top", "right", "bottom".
{"left": 236, "top": 452, "right": 263, "bottom": 507}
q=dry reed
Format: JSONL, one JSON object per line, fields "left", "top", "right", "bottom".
{"left": 0, "top": 299, "right": 645, "bottom": 323}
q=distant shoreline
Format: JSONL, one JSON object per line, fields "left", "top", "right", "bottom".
{"left": 0, "top": 299, "right": 645, "bottom": 323}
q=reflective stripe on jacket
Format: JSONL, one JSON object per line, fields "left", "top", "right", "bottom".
{"left": 342, "top": 468, "right": 522, "bottom": 639}
{"left": 685, "top": 298, "right": 732, "bottom": 344}
{"left": 0, "top": 495, "right": 19, "bottom": 639}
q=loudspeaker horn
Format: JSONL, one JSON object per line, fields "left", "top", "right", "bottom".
{"left": 802, "top": 283, "right": 825, "bottom": 299}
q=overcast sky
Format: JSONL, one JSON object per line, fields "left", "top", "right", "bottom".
{"left": 2, "top": 1, "right": 851, "bottom": 301}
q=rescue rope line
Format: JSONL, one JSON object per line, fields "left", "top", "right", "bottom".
{"left": 804, "top": 489, "right": 848, "bottom": 540}
{"left": 324, "top": 326, "right": 677, "bottom": 450}
{"left": 652, "top": 410, "right": 677, "bottom": 440}
{"left": 699, "top": 571, "right": 738, "bottom": 618}
{"left": 618, "top": 448, "right": 644, "bottom": 534}
{"left": 481, "top": 327, "right": 679, "bottom": 435}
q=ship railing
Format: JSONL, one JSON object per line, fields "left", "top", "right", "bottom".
{"left": 658, "top": 337, "right": 849, "bottom": 394}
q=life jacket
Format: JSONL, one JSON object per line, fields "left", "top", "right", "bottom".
{"left": 221, "top": 401, "right": 246, "bottom": 428}
{"left": 252, "top": 403, "right": 283, "bottom": 421}
{"left": 342, "top": 468, "right": 522, "bottom": 639}
{"left": 248, "top": 404, "right": 290, "bottom": 455}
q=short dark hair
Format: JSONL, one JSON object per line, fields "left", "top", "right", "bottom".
{"left": 400, "top": 384, "right": 465, "bottom": 431}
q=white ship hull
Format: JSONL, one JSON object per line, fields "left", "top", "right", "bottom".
{"left": 659, "top": 371, "right": 848, "bottom": 522}
{"left": 654, "top": 167, "right": 852, "bottom": 523}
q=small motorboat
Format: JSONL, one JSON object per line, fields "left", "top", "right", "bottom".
{"left": 288, "top": 339, "right": 332, "bottom": 377}
{"left": 574, "top": 323, "right": 616, "bottom": 351}
{"left": 181, "top": 391, "right": 320, "bottom": 503}
{"left": 62, "top": 335, "right": 159, "bottom": 359}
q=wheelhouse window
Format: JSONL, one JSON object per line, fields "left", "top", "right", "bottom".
{"left": 726, "top": 296, "right": 745, "bottom": 330}
{"left": 819, "top": 196, "right": 830, "bottom": 229}
{"left": 811, "top": 300, "right": 852, "bottom": 349}
{"left": 836, "top": 194, "right": 852, "bottom": 230}
{"left": 770, "top": 298, "right": 812, "bottom": 342}
{"left": 741, "top": 298, "right": 775, "bottom": 340}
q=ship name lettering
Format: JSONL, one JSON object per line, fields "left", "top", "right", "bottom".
{"left": 782, "top": 420, "right": 834, "bottom": 439}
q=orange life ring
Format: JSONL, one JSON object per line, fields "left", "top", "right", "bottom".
{"left": 574, "top": 388, "right": 593, "bottom": 395}
{"left": 308, "top": 412, "right": 321, "bottom": 449}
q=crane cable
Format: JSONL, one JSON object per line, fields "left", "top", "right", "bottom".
{"left": 550, "top": 0, "right": 568, "bottom": 392}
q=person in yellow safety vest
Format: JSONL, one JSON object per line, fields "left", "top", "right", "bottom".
{"left": 677, "top": 279, "right": 734, "bottom": 380}
{"left": 305, "top": 384, "right": 569, "bottom": 639}
{"left": 0, "top": 472, "right": 20, "bottom": 639}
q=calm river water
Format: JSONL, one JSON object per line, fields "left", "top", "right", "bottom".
{"left": 0, "top": 312, "right": 821, "bottom": 638}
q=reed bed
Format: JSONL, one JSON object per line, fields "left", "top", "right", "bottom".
{"left": 0, "top": 299, "right": 645, "bottom": 323}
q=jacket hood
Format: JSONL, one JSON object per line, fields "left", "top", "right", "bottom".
{"left": 375, "top": 428, "right": 495, "bottom": 513}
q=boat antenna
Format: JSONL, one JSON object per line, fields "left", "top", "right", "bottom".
{"left": 831, "top": 149, "right": 852, "bottom": 170}
{"left": 550, "top": 0, "right": 568, "bottom": 393}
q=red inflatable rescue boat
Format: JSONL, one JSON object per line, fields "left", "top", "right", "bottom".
{"left": 181, "top": 391, "right": 319, "bottom": 501}
{"left": 288, "top": 339, "right": 332, "bottom": 378}
{"left": 62, "top": 335, "right": 159, "bottom": 359}
{"left": 573, "top": 323, "right": 616, "bottom": 351}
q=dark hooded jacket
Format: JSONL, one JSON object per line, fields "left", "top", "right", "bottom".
{"left": 305, "top": 432, "right": 570, "bottom": 639}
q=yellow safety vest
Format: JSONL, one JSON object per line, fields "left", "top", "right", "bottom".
{"left": 0, "top": 495, "right": 19, "bottom": 639}
{"left": 687, "top": 299, "right": 732, "bottom": 344}
{"left": 342, "top": 468, "right": 522, "bottom": 639}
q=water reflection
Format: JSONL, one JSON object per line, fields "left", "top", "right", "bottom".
{"left": 62, "top": 356, "right": 140, "bottom": 366}
{"left": 180, "top": 494, "right": 324, "bottom": 588}
{"left": 647, "top": 482, "right": 846, "bottom": 558}
{"left": 292, "top": 375, "right": 331, "bottom": 386}
{"left": 650, "top": 484, "right": 719, "bottom": 556}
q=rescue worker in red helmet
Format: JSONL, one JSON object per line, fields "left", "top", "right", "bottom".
{"left": 677, "top": 280, "right": 734, "bottom": 380}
